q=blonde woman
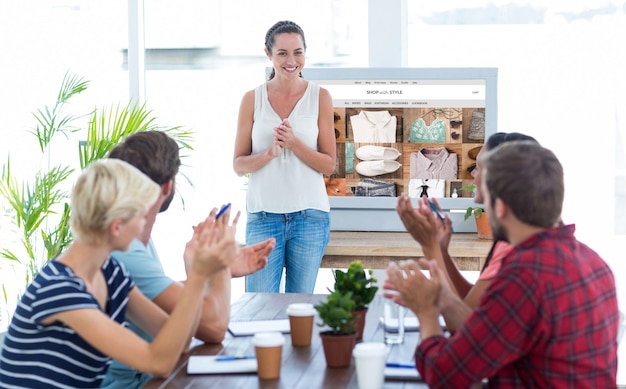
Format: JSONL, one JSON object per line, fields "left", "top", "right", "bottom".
{"left": 0, "top": 159, "right": 236, "bottom": 388}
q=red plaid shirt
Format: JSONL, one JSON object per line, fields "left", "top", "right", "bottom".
{"left": 415, "top": 224, "right": 618, "bottom": 388}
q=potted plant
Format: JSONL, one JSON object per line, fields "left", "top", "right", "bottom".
{"left": 460, "top": 184, "right": 492, "bottom": 240}
{"left": 333, "top": 260, "right": 378, "bottom": 341}
{"left": 0, "top": 72, "right": 194, "bottom": 325}
{"left": 314, "top": 290, "right": 357, "bottom": 368}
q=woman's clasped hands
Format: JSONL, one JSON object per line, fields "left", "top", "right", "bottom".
{"left": 270, "top": 118, "right": 297, "bottom": 156}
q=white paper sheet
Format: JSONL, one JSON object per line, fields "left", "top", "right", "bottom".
{"left": 227, "top": 319, "right": 291, "bottom": 337}
{"left": 187, "top": 356, "right": 257, "bottom": 374}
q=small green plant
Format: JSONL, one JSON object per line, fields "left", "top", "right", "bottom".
{"left": 314, "top": 290, "right": 356, "bottom": 335}
{"left": 459, "top": 184, "right": 484, "bottom": 220}
{"left": 333, "top": 260, "right": 378, "bottom": 310}
{"left": 464, "top": 206, "right": 484, "bottom": 221}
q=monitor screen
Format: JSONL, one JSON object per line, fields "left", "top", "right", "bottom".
{"left": 300, "top": 67, "right": 498, "bottom": 231}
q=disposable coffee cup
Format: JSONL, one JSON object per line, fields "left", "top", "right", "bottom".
{"left": 252, "top": 332, "right": 285, "bottom": 380}
{"left": 353, "top": 342, "right": 389, "bottom": 389}
{"left": 286, "top": 303, "right": 316, "bottom": 347}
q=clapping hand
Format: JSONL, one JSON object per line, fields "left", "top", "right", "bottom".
{"left": 184, "top": 208, "right": 237, "bottom": 279}
{"left": 396, "top": 195, "right": 452, "bottom": 254}
{"left": 231, "top": 238, "right": 275, "bottom": 277}
{"left": 383, "top": 259, "right": 442, "bottom": 317}
{"left": 426, "top": 197, "right": 453, "bottom": 254}
{"left": 396, "top": 195, "right": 440, "bottom": 250}
{"left": 212, "top": 204, "right": 274, "bottom": 277}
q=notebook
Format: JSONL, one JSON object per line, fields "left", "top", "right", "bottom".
{"left": 378, "top": 315, "right": 447, "bottom": 331}
{"left": 227, "top": 319, "right": 291, "bottom": 337}
{"left": 187, "top": 355, "right": 257, "bottom": 375}
{"left": 384, "top": 366, "right": 421, "bottom": 381}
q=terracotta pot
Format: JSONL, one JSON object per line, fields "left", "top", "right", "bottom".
{"left": 475, "top": 212, "right": 493, "bottom": 240}
{"left": 352, "top": 307, "right": 368, "bottom": 342}
{"left": 320, "top": 331, "right": 357, "bottom": 368}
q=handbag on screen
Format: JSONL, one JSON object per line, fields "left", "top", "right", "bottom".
{"left": 467, "top": 111, "right": 485, "bottom": 141}
{"left": 325, "top": 178, "right": 347, "bottom": 196}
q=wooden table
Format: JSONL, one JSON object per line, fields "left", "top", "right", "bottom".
{"left": 144, "top": 293, "right": 428, "bottom": 388}
{"left": 322, "top": 231, "right": 493, "bottom": 271}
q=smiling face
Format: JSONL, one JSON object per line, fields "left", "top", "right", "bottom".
{"left": 266, "top": 32, "right": 306, "bottom": 78}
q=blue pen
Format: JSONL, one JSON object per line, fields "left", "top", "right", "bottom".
{"left": 215, "top": 355, "right": 256, "bottom": 362}
{"left": 215, "top": 203, "right": 231, "bottom": 219}
{"left": 428, "top": 199, "right": 445, "bottom": 223}
{"left": 386, "top": 362, "right": 415, "bottom": 369}
{"left": 428, "top": 199, "right": 454, "bottom": 233}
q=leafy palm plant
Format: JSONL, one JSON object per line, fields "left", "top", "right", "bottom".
{"left": 0, "top": 71, "right": 194, "bottom": 309}
{"left": 31, "top": 72, "right": 89, "bottom": 151}
{"left": 0, "top": 71, "right": 86, "bottom": 289}
{"left": 78, "top": 101, "right": 193, "bottom": 169}
{"left": 0, "top": 162, "right": 73, "bottom": 281}
{"left": 77, "top": 101, "right": 195, "bottom": 199}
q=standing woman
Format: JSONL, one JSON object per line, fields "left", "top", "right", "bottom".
{"left": 233, "top": 20, "right": 336, "bottom": 293}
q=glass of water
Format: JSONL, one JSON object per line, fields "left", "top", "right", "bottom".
{"left": 383, "top": 299, "right": 406, "bottom": 344}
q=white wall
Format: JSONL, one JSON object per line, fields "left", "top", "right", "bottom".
{"left": 407, "top": 17, "right": 626, "bottom": 305}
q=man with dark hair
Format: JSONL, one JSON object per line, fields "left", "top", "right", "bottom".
{"left": 101, "top": 131, "right": 275, "bottom": 389}
{"left": 395, "top": 132, "right": 539, "bottom": 328}
{"left": 385, "top": 141, "right": 618, "bottom": 388}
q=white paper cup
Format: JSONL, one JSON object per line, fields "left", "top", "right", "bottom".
{"left": 252, "top": 332, "right": 285, "bottom": 379}
{"left": 287, "top": 303, "right": 316, "bottom": 346}
{"left": 286, "top": 303, "right": 316, "bottom": 317}
{"left": 353, "top": 342, "right": 388, "bottom": 389}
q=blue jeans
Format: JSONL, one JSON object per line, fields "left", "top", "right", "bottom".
{"left": 245, "top": 209, "right": 330, "bottom": 293}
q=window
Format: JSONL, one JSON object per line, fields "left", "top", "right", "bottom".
{"left": 407, "top": 0, "right": 626, "bottom": 303}
{"left": 0, "top": 1, "right": 129, "bottom": 330}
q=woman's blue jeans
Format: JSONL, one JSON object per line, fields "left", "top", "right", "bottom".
{"left": 245, "top": 209, "right": 330, "bottom": 293}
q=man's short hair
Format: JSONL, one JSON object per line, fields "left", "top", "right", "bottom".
{"left": 486, "top": 132, "right": 537, "bottom": 151}
{"left": 484, "top": 141, "right": 563, "bottom": 228}
{"left": 108, "top": 131, "right": 181, "bottom": 185}
{"left": 70, "top": 159, "right": 159, "bottom": 243}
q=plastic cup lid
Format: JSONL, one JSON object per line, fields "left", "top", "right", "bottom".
{"left": 286, "top": 303, "right": 316, "bottom": 317}
{"left": 252, "top": 331, "right": 285, "bottom": 347}
{"left": 353, "top": 342, "right": 388, "bottom": 357}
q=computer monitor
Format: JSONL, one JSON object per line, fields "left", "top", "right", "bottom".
{"left": 301, "top": 67, "right": 498, "bottom": 232}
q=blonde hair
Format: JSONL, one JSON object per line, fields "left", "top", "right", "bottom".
{"left": 70, "top": 159, "right": 160, "bottom": 243}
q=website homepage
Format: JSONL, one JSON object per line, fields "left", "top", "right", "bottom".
{"left": 314, "top": 79, "right": 486, "bottom": 199}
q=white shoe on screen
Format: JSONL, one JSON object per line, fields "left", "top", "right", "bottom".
{"left": 355, "top": 145, "right": 401, "bottom": 161}
{"left": 355, "top": 160, "right": 401, "bottom": 177}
